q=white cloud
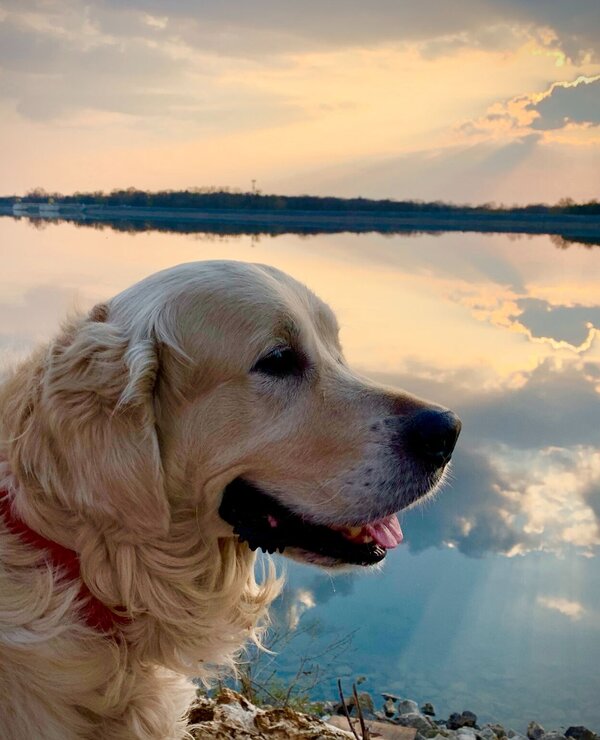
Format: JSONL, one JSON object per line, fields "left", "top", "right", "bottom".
{"left": 537, "top": 595, "right": 586, "bottom": 621}
{"left": 286, "top": 588, "right": 316, "bottom": 630}
{"left": 460, "top": 75, "right": 600, "bottom": 140}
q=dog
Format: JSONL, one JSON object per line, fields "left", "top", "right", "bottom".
{"left": 0, "top": 260, "right": 460, "bottom": 739}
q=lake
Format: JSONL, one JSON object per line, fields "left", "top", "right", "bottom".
{"left": 1, "top": 215, "right": 599, "bottom": 732}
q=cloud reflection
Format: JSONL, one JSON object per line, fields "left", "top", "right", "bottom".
{"left": 512, "top": 297, "right": 600, "bottom": 351}
{"left": 370, "top": 357, "right": 600, "bottom": 559}
{"left": 537, "top": 595, "right": 586, "bottom": 621}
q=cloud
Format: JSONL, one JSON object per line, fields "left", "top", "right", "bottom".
{"left": 403, "top": 441, "right": 600, "bottom": 559}
{"left": 368, "top": 357, "right": 600, "bottom": 558}
{"left": 284, "top": 588, "right": 316, "bottom": 630}
{"left": 537, "top": 595, "right": 586, "bottom": 620}
{"left": 452, "top": 358, "right": 600, "bottom": 450}
{"left": 0, "top": 11, "right": 301, "bottom": 126}
{"left": 461, "top": 76, "right": 600, "bottom": 141}
{"left": 528, "top": 76, "right": 600, "bottom": 130}
{"left": 402, "top": 447, "right": 529, "bottom": 558}
{"left": 513, "top": 297, "right": 600, "bottom": 350}
{"left": 2, "top": 0, "right": 599, "bottom": 61}
{"left": 89, "top": 0, "right": 600, "bottom": 61}
{"left": 0, "top": 14, "right": 186, "bottom": 120}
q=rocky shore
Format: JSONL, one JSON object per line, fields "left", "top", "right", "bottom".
{"left": 188, "top": 688, "right": 600, "bottom": 740}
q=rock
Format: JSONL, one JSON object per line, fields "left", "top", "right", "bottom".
{"left": 396, "top": 712, "right": 437, "bottom": 734}
{"left": 422, "top": 703, "right": 437, "bottom": 717}
{"left": 490, "top": 725, "right": 507, "bottom": 739}
{"left": 334, "top": 691, "right": 375, "bottom": 718}
{"left": 188, "top": 688, "right": 352, "bottom": 738}
{"left": 398, "top": 700, "right": 421, "bottom": 716}
{"left": 385, "top": 698, "right": 398, "bottom": 717}
{"left": 508, "top": 733, "right": 527, "bottom": 740}
{"left": 462, "top": 712, "right": 478, "bottom": 728}
{"left": 541, "top": 733, "right": 566, "bottom": 740}
{"left": 477, "top": 727, "right": 499, "bottom": 740}
{"left": 447, "top": 714, "right": 463, "bottom": 730}
{"left": 448, "top": 712, "right": 478, "bottom": 730}
{"left": 328, "top": 715, "right": 417, "bottom": 739}
{"left": 528, "top": 723, "right": 546, "bottom": 740}
{"left": 383, "top": 693, "right": 402, "bottom": 702}
{"left": 187, "top": 696, "right": 215, "bottom": 724}
{"left": 566, "top": 728, "right": 598, "bottom": 740}
{"left": 355, "top": 691, "right": 376, "bottom": 718}
{"left": 336, "top": 691, "right": 375, "bottom": 718}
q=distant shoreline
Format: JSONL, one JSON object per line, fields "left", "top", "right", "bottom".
{"left": 2, "top": 204, "right": 600, "bottom": 239}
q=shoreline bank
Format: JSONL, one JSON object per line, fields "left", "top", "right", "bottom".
{"left": 188, "top": 688, "right": 600, "bottom": 739}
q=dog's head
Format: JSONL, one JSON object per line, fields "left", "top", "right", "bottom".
{"left": 7, "top": 260, "right": 460, "bottom": 571}
{"left": 2, "top": 260, "right": 461, "bottom": 668}
{"left": 21, "top": 260, "right": 457, "bottom": 570}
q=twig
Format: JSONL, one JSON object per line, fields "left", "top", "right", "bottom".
{"left": 337, "top": 679, "right": 361, "bottom": 740}
{"left": 244, "top": 677, "right": 283, "bottom": 706}
{"left": 352, "top": 682, "right": 370, "bottom": 740}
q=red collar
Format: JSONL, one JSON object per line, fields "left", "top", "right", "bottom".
{"left": 0, "top": 490, "right": 129, "bottom": 634}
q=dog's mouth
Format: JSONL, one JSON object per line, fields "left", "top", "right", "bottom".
{"left": 218, "top": 478, "right": 403, "bottom": 567}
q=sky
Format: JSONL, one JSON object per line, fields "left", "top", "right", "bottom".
{"left": 0, "top": 0, "right": 599, "bottom": 203}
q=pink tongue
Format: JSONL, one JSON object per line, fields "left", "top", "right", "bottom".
{"left": 365, "top": 514, "right": 403, "bottom": 549}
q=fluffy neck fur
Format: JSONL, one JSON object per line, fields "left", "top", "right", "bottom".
{"left": 0, "top": 342, "right": 280, "bottom": 739}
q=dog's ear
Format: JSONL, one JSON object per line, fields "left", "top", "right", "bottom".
{"left": 37, "top": 305, "right": 169, "bottom": 540}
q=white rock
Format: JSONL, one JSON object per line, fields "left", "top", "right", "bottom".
{"left": 188, "top": 689, "right": 352, "bottom": 739}
{"left": 218, "top": 700, "right": 257, "bottom": 731}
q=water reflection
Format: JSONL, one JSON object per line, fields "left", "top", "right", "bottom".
{"left": 0, "top": 216, "right": 599, "bottom": 729}
{"left": 8, "top": 213, "right": 600, "bottom": 247}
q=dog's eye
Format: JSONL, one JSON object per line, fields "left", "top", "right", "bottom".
{"left": 252, "top": 347, "right": 304, "bottom": 378}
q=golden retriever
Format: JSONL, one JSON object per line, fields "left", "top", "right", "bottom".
{"left": 0, "top": 260, "right": 460, "bottom": 739}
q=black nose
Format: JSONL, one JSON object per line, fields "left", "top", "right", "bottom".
{"left": 406, "top": 409, "right": 462, "bottom": 468}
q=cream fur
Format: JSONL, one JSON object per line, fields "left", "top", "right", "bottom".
{"left": 0, "top": 260, "right": 439, "bottom": 739}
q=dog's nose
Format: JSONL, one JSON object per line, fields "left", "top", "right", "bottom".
{"left": 406, "top": 409, "right": 462, "bottom": 468}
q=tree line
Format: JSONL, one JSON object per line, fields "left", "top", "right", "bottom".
{"left": 1, "top": 187, "right": 599, "bottom": 215}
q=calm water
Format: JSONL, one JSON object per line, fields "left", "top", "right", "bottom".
{"left": 1, "top": 217, "right": 599, "bottom": 731}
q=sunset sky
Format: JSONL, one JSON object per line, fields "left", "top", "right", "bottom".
{"left": 1, "top": 0, "right": 599, "bottom": 203}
